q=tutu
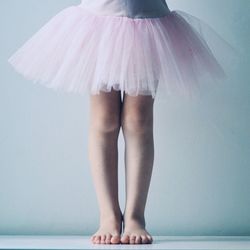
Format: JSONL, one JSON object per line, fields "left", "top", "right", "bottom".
{"left": 8, "top": 0, "right": 238, "bottom": 99}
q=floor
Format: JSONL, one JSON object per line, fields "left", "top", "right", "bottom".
{"left": 0, "top": 236, "right": 250, "bottom": 250}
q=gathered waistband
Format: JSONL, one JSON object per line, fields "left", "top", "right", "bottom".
{"left": 79, "top": 0, "right": 171, "bottom": 19}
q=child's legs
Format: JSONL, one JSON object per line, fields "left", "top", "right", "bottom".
{"left": 121, "top": 93, "right": 155, "bottom": 243}
{"left": 88, "top": 89, "right": 122, "bottom": 226}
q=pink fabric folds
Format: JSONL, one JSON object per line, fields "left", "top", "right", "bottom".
{"left": 8, "top": 4, "right": 238, "bottom": 99}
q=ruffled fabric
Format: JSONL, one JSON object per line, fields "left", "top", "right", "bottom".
{"left": 8, "top": 4, "right": 238, "bottom": 99}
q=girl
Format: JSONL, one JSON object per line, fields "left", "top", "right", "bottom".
{"left": 8, "top": 0, "right": 237, "bottom": 245}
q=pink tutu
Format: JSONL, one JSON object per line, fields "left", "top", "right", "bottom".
{"left": 8, "top": 1, "right": 238, "bottom": 99}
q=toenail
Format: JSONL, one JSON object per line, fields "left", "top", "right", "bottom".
{"left": 111, "top": 235, "right": 120, "bottom": 243}
{"left": 121, "top": 235, "right": 129, "bottom": 244}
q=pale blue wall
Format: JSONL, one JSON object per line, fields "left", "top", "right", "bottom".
{"left": 0, "top": 0, "right": 249, "bottom": 236}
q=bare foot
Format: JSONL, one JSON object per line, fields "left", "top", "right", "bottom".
{"left": 91, "top": 213, "right": 123, "bottom": 244}
{"left": 121, "top": 215, "right": 153, "bottom": 244}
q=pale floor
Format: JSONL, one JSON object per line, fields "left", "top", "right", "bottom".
{"left": 0, "top": 236, "right": 250, "bottom": 250}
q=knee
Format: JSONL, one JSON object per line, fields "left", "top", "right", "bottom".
{"left": 91, "top": 113, "right": 121, "bottom": 133}
{"left": 121, "top": 111, "right": 153, "bottom": 134}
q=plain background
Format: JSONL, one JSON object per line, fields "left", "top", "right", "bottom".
{"left": 0, "top": 0, "right": 249, "bottom": 236}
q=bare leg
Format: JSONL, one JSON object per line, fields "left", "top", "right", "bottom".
{"left": 120, "top": 93, "right": 155, "bottom": 244}
{"left": 88, "top": 89, "right": 123, "bottom": 244}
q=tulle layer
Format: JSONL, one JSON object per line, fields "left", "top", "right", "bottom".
{"left": 8, "top": 5, "right": 238, "bottom": 99}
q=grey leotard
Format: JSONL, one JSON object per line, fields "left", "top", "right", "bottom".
{"left": 79, "top": 0, "right": 170, "bottom": 18}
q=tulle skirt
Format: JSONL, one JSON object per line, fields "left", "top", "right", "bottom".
{"left": 8, "top": 4, "right": 238, "bottom": 100}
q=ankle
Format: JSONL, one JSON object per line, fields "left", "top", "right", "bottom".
{"left": 123, "top": 212, "right": 146, "bottom": 228}
{"left": 100, "top": 209, "right": 123, "bottom": 222}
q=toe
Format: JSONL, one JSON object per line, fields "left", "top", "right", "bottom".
{"left": 135, "top": 235, "right": 142, "bottom": 244}
{"left": 129, "top": 235, "right": 136, "bottom": 244}
{"left": 95, "top": 235, "right": 101, "bottom": 244}
{"left": 111, "top": 234, "right": 120, "bottom": 244}
{"left": 101, "top": 235, "right": 106, "bottom": 244}
{"left": 146, "top": 234, "right": 153, "bottom": 243}
{"left": 105, "top": 234, "right": 112, "bottom": 244}
{"left": 121, "top": 234, "right": 130, "bottom": 244}
{"left": 141, "top": 235, "right": 148, "bottom": 244}
{"left": 91, "top": 235, "right": 96, "bottom": 243}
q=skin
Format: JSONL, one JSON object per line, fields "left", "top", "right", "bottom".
{"left": 88, "top": 88, "right": 155, "bottom": 244}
